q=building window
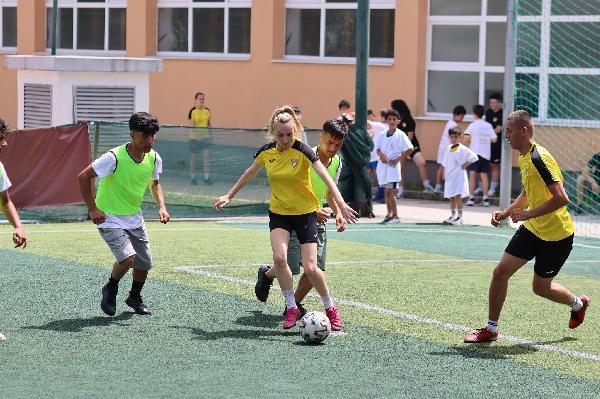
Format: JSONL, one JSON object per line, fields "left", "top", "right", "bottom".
{"left": 427, "top": 0, "right": 600, "bottom": 125}
{"left": 0, "top": 1, "right": 17, "bottom": 49}
{"left": 45, "top": 0, "right": 126, "bottom": 52}
{"left": 285, "top": 0, "right": 395, "bottom": 61}
{"left": 157, "top": 0, "right": 251, "bottom": 56}
{"left": 426, "top": 1, "right": 506, "bottom": 116}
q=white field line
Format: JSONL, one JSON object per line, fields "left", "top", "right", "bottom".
{"left": 11, "top": 225, "right": 599, "bottom": 250}
{"left": 176, "top": 265, "right": 600, "bottom": 362}
{"left": 192, "top": 258, "right": 599, "bottom": 269}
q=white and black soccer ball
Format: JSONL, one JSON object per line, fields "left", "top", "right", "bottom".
{"left": 299, "top": 311, "right": 331, "bottom": 344}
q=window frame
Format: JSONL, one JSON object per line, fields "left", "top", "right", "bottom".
{"left": 0, "top": 0, "right": 17, "bottom": 52}
{"left": 44, "top": 0, "right": 127, "bottom": 55}
{"left": 284, "top": 0, "right": 395, "bottom": 65}
{"left": 426, "top": 0, "right": 600, "bottom": 126}
{"left": 156, "top": 0, "right": 251, "bottom": 59}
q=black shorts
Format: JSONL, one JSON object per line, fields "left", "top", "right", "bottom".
{"left": 490, "top": 143, "right": 502, "bottom": 164}
{"left": 268, "top": 211, "right": 318, "bottom": 244}
{"left": 505, "top": 225, "right": 574, "bottom": 278}
{"left": 189, "top": 138, "right": 211, "bottom": 154}
{"left": 467, "top": 155, "right": 491, "bottom": 174}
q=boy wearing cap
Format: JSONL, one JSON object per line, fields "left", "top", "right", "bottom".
{"left": 0, "top": 118, "right": 27, "bottom": 341}
{"left": 78, "top": 112, "right": 170, "bottom": 317}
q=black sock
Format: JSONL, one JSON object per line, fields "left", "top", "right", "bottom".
{"left": 130, "top": 280, "right": 145, "bottom": 298}
{"left": 107, "top": 276, "right": 119, "bottom": 289}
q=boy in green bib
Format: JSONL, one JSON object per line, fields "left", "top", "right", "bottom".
{"left": 254, "top": 119, "right": 347, "bottom": 330}
{"left": 78, "top": 112, "right": 170, "bottom": 316}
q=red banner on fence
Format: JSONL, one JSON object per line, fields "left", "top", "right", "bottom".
{"left": 0, "top": 123, "right": 91, "bottom": 208}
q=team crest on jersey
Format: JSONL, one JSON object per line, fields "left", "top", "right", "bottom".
{"left": 291, "top": 159, "right": 298, "bottom": 168}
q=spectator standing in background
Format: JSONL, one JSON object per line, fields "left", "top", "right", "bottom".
{"left": 390, "top": 99, "right": 434, "bottom": 196}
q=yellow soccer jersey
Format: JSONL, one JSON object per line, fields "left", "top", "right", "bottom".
{"left": 519, "top": 144, "right": 574, "bottom": 241}
{"left": 189, "top": 108, "right": 211, "bottom": 140}
{"left": 254, "top": 139, "right": 320, "bottom": 215}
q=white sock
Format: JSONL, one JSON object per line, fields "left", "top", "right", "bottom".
{"left": 457, "top": 209, "right": 463, "bottom": 218}
{"left": 283, "top": 289, "right": 297, "bottom": 310}
{"left": 435, "top": 183, "right": 442, "bottom": 190}
{"left": 571, "top": 296, "right": 583, "bottom": 311}
{"left": 321, "top": 295, "right": 334, "bottom": 309}
{"left": 487, "top": 319, "right": 499, "bottom": 333}
{"left": 477, "top": 182, "right": 482, "bottom": 190}
{"left": 424, "top": 179, "right": 431, "bottom": 187}
{"left": 490, "top": 181, "right": 499, "bottom": 191}
{"left": 451, "top": 209, "right": 457, "bottom": 218}
{"left": 204, "top": 172, "right": 210, "bottom": 180}
{"left": 483, "top": 195, "right": 489, "bottom": 200}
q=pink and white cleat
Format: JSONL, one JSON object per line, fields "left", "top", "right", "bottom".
{"left": 325, "top": 306, "right": 343, "bottom": 331}
{"left": 283, "top": 307, "right": 301, "bottom": 329}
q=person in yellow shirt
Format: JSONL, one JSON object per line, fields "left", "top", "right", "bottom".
{"left": 214, "top": 106, "right": 357, "bottom": 330}
{"left": 187, "top": 92, "right": 212, "bottom": 185}
{"left": 465, "top": 110, "right": 589, "bottom": 343}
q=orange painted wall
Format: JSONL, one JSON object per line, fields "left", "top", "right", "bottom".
{"left": 0, "top": 55, "right": 18, "bottom": 127}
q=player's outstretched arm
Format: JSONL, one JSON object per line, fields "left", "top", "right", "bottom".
{"left": 312, "top": 160, "right": 357, "bottom": 224}
{"left": 0, "top": 191, "right": 26, "bottom": 248}
{"left": 214, "top": 161, "right": 262, "bottom": 210}
{"left": 150, "top": 180, "right": 170, "bottom": 224}
{"left": 326, "top": 191, "right": 345, "bottom": 232}
{"left": 78, "top": 165, "right": 106, "bottom": 225}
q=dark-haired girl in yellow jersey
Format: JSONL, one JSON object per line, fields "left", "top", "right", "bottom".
{"left": 214, "top": 106, "right": 357, "bottom": 330}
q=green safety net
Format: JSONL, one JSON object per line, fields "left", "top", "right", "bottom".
{"left": 513, "top": 0, "right": 600, "bottom": 237}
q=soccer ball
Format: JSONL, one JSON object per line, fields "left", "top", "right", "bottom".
{"left": 299, "top": 311, "right": 331, "bottom": 344}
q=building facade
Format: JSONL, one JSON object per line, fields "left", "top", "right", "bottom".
{"left": 0, "top": 0, "right": 598, "bottom": 164}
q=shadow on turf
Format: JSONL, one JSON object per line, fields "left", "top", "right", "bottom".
{"left": 170, "top": 324, "right": 297, "bottom": 342}
{"left": 432, "top": 337, "right": 578, "bottom": 360}
{"left": 22, "top": 312, "right": 135, "bottom": 333}
{"left": 234, "top": 310, "right": 281, "bottom": 328}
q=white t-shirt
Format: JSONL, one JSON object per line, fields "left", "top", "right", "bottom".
{"left": 437, "top": 119, "right": 457, "bottom": 165}
{"left": 442, "top": 143, "right": 478, "bottom": 198}
{"left": 368, "top": 121, "right": 388, "bottom": 162}
{"left": 0, "top": 161, "right": 12, "bottom": 193}
{"left": 92, "top": 150, "right": 163, "bottom": 229}
{"left": 374, "top": 129, "right": 413, "bottom": 185}
{"left": 465, "top": 119, "right": 496, "bottom": 160}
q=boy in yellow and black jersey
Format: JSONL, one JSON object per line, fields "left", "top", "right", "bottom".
{"left": 465, "top": 110, "right": 589, "bottom": 343}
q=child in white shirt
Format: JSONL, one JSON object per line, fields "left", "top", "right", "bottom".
{"left": 442, "top": 126, "right": 478, "bottom": 225}
{"left": 464, "top": 105, "right": 497, "bottom": 207}
{"left": 435, "top": 105, "right": 467, "bottom": 194}
{"left": 375, "top": 110, "right": 414, "bottom": 223}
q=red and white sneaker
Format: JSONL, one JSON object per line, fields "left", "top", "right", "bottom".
{"left": 464, "top": 328, "right": 498, "bottom": 343}
{"left": 569, "top": 295, "right": 589, "bottom": 329}
{"left": 325, "top": 306, "right": 343, "bottom": 331}
{"left": 283, "top": 307, "right": 301, "bottom": 329}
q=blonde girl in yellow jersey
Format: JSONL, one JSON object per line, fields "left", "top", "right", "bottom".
{"left": 214, "top": 106, "right": 357, "bottom": 330}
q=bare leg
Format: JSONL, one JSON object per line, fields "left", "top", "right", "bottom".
{"left": 202, "top": 149, "right": 211, "bottom": 178}
{"left": 295, "top": 273, "right": 313, "bottom": 303}
{"left": 469, "top": 171, "right": 476, "bottom": 196}
{"left": 300, "top": 243, "right": 329, "bottom": 296}
{"left": 111, "top": 256, "right": 135, "bottom": 280}
{"left": 436, "top": 165, "right": 444, "bottom": 186}
{"left": 532, "top": 276, "right": 576, "bottom": 305}
{"left": 488, "top": 252, "right": 529, "bottom": 321}
{"left": 413, "top": 152, "right": 430, "bottom": 185}
{"left": 270, "top": 228, "right": 293, "bottom": 291}
{"left": 480, "top": 172, "right": 490, "bottom": 197}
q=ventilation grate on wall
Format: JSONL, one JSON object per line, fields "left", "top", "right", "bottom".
{"left": 24, "top": 84, "right": 52, "bottom": 128}
{"left": 74, "top": 86, "right": 135, "bottom": 123}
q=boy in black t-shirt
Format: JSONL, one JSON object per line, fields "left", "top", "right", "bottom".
{"left": 485, "top": 93, "right": 503, "bottom": 196}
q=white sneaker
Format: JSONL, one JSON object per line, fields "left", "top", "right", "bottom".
{"left": 443, "top": 216, "right": 454, "bottom": 225}
{"left": 423, "top": 185, "right": 435, "bottom": 194}
{"left": 451, "top": 218, "right": 464, "bottom": 225}
{"left": 473, "top": 186, "right": 483, "bottom": 195}
{"left": 433, "top": 185, "right": 443, "bottom": 195}
{"left": 481, "top": 198, "right": 490, "bottom": 207}
{"left": 487, "top": 189, "right": 496, "bottom": 197}
{"left": 466, "top": 197, "right": 475, "bottom": 206}
{"left": 388, "top": 216, "right": 401, "bottom": 224}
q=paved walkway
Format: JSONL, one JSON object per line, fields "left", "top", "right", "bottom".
{"left": 371, "top": 198, "right": 501, "bottom": 227}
